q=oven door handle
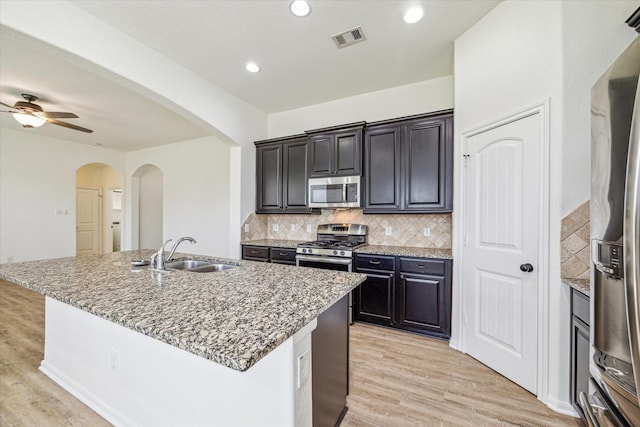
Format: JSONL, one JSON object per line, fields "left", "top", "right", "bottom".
{"left": 295, "top": 254, "right": 353, "bottom": 266}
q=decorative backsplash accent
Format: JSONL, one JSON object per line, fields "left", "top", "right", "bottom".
{"left": 242, "top": 210, "right": 452, "bottom": 248}
{"left": 561, "top": 201, "right": 590, "bottom": 280}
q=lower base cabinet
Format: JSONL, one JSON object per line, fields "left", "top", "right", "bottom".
{"left": 570, "top": 288, "right": 591, "bottom": 414}
{"left": 353, "top": 253, "right": 452, "bottom": 339}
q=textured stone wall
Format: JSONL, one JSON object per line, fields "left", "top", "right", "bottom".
{"left": 560, "top": 201, "right": 590, "bottom": 279}
{"left": 242, "top": 210, "right": 452, "bottom": 249}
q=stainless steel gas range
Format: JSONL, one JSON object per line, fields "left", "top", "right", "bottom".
{"left": 295, "top": 223, "right": 367, "bottom": 272}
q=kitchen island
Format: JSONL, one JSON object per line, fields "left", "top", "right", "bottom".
{"left": 0, "top": 250, "right": 365, "bottom": 426}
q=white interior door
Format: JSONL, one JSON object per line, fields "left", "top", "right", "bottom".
{"left": 76, "top": 188, "right": 102, "bottom": 255}
{"left": 463, "top": 112, "right": 540, "bottom": 394}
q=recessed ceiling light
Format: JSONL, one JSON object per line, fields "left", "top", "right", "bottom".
{"left": 404, "top": 6, "right": 424, "bottom": 24}
{"left": 290, "top": 0, "right": 311, "bottom": 17}
{"left": 245, "top": 62, "right": 260, "bottom": 73}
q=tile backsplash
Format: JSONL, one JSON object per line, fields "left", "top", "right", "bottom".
{"left": 242, "top": 210, "right": 452, "bottom": 248}
{"left": 560, "top": 201, "right": 590, "bottom": 280}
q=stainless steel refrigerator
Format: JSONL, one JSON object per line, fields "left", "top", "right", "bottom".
{"left": 580, "top": 19, "right": 640, "bottom": 427}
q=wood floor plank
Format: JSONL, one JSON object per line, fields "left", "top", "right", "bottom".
{"left": 1, "top": 279, "right": 580, "bottom": 426}
{"left": 344, "top": 323, "right": 581, "bottom": 427}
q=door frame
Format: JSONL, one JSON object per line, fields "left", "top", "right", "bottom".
{"left": 452, "top": 100, "right": 550, "bottom": 402}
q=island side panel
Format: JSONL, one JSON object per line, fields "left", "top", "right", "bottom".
{"left": 41, "top": 297, "right": 316, "bottom": 427}
{"left": 312, "top": 294, "right": 349, "bottom": 426}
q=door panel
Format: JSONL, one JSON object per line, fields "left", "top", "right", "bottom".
{"left": 463, "top": 113, "right": 540, "bottom": 393}
{"left": 283, "top": 140, "right": 309, "bottom": 209}
{"left": 76, "top": 188, "right": 101, "bottom": 255}
{"left": 364, "top": 126, "right": 401, "bottom": 209}
{"left": 256, "top": 144, "right": 282, "bottom": 211}
{"left": 354, "top": 272, "right": 393, "bottom": 325}
{"left": 310, "top": 135, "right": 333, "bottom": 176}
{"left": 335, "top": 132, "right": 360, "bottom": 175}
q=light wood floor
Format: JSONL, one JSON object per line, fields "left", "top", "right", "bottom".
{"left": 0, "top": 280, "right": 580, "bottom": 426}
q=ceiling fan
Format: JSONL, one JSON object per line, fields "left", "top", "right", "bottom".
{"left": 0, "top": 93, "right": 93, "bottom": 133}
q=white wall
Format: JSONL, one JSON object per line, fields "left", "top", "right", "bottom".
{"left": 0, "top": 0, "right": 267, "bottom": 227}
{"left": 267, "top": 76, "right": 453, "bottom": 138}
{"left": 137, "top": 165, "right": 163, "bottom": 250}
{"left": 453, "top": 0, "right": 638, "bottom": 414}
{"left": 0, "top": 127, "right": 125, "bottom": 262}
{"left": 125, "top": 136, "right": 231, "bottom": 258}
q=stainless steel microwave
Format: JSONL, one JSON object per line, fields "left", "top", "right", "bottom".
{"left": 308, "top": 176, "right": 360, "bottom": 208}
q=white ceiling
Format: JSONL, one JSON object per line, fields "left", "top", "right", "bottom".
{"left": 0, "top": 0, "right": 500, "bottom": 151}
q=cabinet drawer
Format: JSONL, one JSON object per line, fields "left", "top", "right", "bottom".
{"left": 355, "top": 254, "right": 395, "bottom": 271}
{"left": 399, "top": 258, "right": 446, "bottom": 276}
{"left": 270, "top": 248, "right": 296, "bottom": 263}
{"left": 571, "top": 289, "right": 590, "bottom": 326}
{"left": 242, "top": 245, "right": 269, "bottom": 260}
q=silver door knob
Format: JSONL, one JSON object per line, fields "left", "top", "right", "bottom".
{"left": 520, "top": 263, "right": 534, "bottom": 272}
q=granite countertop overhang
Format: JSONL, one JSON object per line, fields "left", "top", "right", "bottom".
{"left": 241, "top": 240, "right": 453, "bottom": 259}
{"left": 0, "top": 250, "right": 366, "bottom": 372}
{"left": 562, "top": 278, "right": 590, "bottom": 296}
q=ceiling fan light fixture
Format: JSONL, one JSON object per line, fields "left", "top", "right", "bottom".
{"left": 404, "top": 6, "right": 424, "bottom": 24}
{"left": 290, "top": 0, "right": 311, "bottom": 17}
{"left": 12, "top": 112, "right": 46, "bottom": 128}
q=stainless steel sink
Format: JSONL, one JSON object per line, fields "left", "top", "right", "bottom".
{"left": 165, "top": 260, "right": 236, "bottom": 273}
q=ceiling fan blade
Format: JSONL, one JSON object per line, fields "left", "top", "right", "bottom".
{"left": 47, "top": 118, "right": 93, "bottom": 133}
{"left": 0, "top": 101, "right": 17, "bottom": 110}
{"left": 41, "top": 111, "right": 79, "bottom": 119}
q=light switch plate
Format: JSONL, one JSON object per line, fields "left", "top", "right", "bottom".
{"left": 306, "top": 224, "right": 312, "bottom": 233}
{"left": 385, "top": 226, "right": 392, "bottom": 236}
{"left": 297, "top": 349, "right": 310, "bottom": 389}
{"left": 244, "top": 224, "right": 250, "bottom": 233}
{"left": 291, "top": 224, "right": 296, "bottom": 231}
{"left": 272, "top": 223, "right": 279, "bottom": 232}
{"left": 423, "top": 227, "right": 431, "bottom": 237}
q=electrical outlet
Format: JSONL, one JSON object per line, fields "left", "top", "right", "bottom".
{"left": 385, "top": 226, "right": 392, "bottom": 236}
{"left": 306, "top": 224, "right": 313, "bottom": 233}
{"left": 423, "top": 227, "right": 431, "bottom": 237}
{"left": 244, "top": 224, "right": 250, "bottom": 233}
{"left": 110, "top": 349, "right": 120, "bottom": 373}
{"left": 7, "top": 256, "right": 14, "bottom": 263}
{"left": 290, "top": 224, "right": 296, "bottom": 231}
{"left": 272, "top": 223, "right": 279, "bottom": 232}
{"left": 297, "top": 350, "right": 310, "bottom": 389}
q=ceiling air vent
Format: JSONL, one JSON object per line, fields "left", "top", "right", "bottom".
{"left": 331, "top": 26, "right": 366, "bottom": 49}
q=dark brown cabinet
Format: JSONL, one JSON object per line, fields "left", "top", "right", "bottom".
{"left": 354, "top": 253, "right": 452, "bottom": 339}
{"left": 255, "top": 136, "right": 315, "bottom": 214}
{"left": 241, "top": 245, "right": 296, "bottom": 265}
{"left": 353, "top": 254, "right": 395, "bottom": 324}
{"left": 570, "top": 289, "right": 590, "bottom": 413}
{"left": 308, "top": 123, "right": 364, "bottom": 177}
{"left": 364, "top": 110, "right": 453, "bottom": 213}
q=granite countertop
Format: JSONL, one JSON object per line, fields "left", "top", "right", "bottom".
{"left": 241, "top": 239, "right": 304, "bottom": 249}
{"left": 0, "top": 250, "right": 365, "bottom": 372}
{"left": 355, "top": 245, "right": 452, "bottom": 259}
{"left": 562, "top": 278, "right": 590, "bottom": 296}
{"left": 241, "top": 240, "right": 453, "bottom": 259}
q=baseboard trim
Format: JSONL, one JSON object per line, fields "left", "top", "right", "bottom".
{"left": 39, "top": 360, "right": 133, "bottom": 427}
{"left": 544, "top": 394, "right": 579, "bottom": 418}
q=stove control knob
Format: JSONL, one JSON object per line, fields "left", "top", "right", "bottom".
{"left": 308, "top": 249, "right": 313, "bottom": 254}
{"left": 340, "top": 251, "right": 345, "bottom": 256}
{"left": 333, "top": 250, "right": 338, "bottom": 255}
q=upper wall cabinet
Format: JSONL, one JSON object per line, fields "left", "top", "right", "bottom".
{"left": 307, "top": 123, "right": 365, "bottom": 177}
{"left": 255, "top": 135, "right": 316, "bottom": 214}
{"left": 364, "top": 110, "right": 453, "bottom": 213}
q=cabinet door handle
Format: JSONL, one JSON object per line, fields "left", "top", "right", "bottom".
{"left": 279, "top": 252, "right": 288, "bottom": 256}
{"left": 369, "top": 260, "right": 381, "bottom": 265}
{"left": 416, "top": 264, "right": 427, "bottom": 268}
{"left": 250, "top": 250, "right": 258, "bottom": 254}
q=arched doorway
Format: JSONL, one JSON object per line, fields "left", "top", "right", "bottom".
{"left": 76, "top": 163, "right": 123, "bottom": 255}
{"left": 131, "top": 164, "right": 163, "bottom": 250}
